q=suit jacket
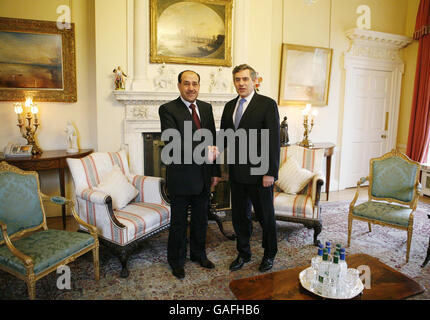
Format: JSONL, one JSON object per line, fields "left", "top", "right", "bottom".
{"left": 159, "top": 97, "right": 221, "bottom": 196}
{"left": 220, "top": 92, "right": 280, "bottom": 185}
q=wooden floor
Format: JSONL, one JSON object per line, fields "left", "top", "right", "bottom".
{"left": 46, "top": 187, "right": 430, "bottom": 231}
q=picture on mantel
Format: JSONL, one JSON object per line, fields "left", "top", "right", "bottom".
{"left": 150, "top": 0, "right": 232, "bottom": 67}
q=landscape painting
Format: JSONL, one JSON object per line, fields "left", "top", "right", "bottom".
{"left": 150, "top": 0, "right": 232, "bottom": 66}
{"left": 0, "top": 31, "right": 63, "bottom": 89}
{"left": 0, "top": 17, "right": 77, "bottom": 102}
{"left": 278, "top": 44, "right": 332, "bottom": 106}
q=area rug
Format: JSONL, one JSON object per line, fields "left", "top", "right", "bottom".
{"left": 1, "top": 200, "right": 429, "bottom": 300}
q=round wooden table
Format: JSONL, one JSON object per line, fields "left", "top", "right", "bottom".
{"left": 5, "top": 149, "right": 93, "bottom": 229}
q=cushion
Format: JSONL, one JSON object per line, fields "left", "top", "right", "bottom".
{"left": 275, "top": 156, "right": 314, "bottom": 194}
{"left": 114, "top": 201, "right": 171, "bottom": 245}
{"left": 94, "top": 165, "right": 138, "bottom": 210}
{"left": 352, "top": 201, "right": 413, "bottom": 227}
{"left": 0, "top": 229, "right": 95, "bottom": 275}
{"left": 274, "top": 192, "right": 317, "bottom": 219}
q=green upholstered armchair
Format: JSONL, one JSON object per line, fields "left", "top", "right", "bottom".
{"left": 0, "top": 162, "right": 99, "bottom": 299}
{"left": 347, "top": 150, "right": 422, "bottom": 263}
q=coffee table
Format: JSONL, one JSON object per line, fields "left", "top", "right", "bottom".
{"left": 229, "top": 254, "right": 424, "bottom": 300}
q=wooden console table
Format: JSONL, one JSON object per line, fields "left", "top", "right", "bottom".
{"left": 5, "top": 149, "right": 93, "bottom": 230}
{"left": 307, "top": 142, "right": 335, "bottom": 201}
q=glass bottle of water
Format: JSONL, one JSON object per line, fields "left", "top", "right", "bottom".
{"left": 310, "top": 244, "right": 324, "bottom": 290}
{"left": 316, "top": 250, "right": 330, "bottom": 295}
{"left": 338, "top": 248, "right": 348, "bottom": 296}
{"left": 329, "top": 253, "right": 340, "bottom": 297}
{"left": 311, "top": 243, "right": 324, "bottom": 271}
{"left": 335, "top": 244, "right": 342, "bottom": 256}
{"left": 325, "top": 242, "right": 332, "bottom": 262}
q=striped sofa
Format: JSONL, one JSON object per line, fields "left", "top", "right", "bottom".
{"left": 67, "top": 150, "right": 170, "bottom": 278}
{"left": 274, "top": 145, "right": 325, "bottom": 246}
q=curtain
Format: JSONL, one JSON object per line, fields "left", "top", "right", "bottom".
{"left": 406, "top": 0, "right": 430, "bottom": 162}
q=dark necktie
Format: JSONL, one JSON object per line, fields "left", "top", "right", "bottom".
{"left": 189, "top": 103, "right": 201, "bottom": 129}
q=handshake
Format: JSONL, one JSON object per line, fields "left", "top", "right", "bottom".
{"left": 207, "top": 145, "right": 220, "bottom": 163}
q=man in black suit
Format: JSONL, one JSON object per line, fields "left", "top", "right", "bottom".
{"left": 221, "top": 64, "right": 280, "bottom": 272}
{"left": 159, "top": 70, "right": 220, "bottom": 279}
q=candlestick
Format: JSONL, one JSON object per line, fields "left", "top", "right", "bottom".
{"left": 15, "top": 98, "right": 42, "bottom": 155}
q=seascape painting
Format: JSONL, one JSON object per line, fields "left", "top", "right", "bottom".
{"left": 151, "top": 0, "right": 232, "bottom": 66}
{"left": 158, "top": 2, "right": 225, "bottom": 58}
{"left": 0, "top": 31, "right": 63, "bottom": 89}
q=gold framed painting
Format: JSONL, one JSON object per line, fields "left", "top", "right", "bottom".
{"left": 150, "top": 0, "right": 232, "bottom": 67}
{"left": 0, "top": 17, "right": 77, "bottom": 102}
{"left": 278, "top": 44, "right": 332, "bottom": 106}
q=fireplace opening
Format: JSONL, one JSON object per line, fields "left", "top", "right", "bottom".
{"left": 143, "top": 133, "right": 231, "bottom": 212}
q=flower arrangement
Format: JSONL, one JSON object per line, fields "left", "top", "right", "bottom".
{"left": 255, "top": 72, "right": 263, "bottom": 92}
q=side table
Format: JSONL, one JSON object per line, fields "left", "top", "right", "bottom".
{"left": 297, "top": 142, "right": 335, "bottom": 201}
{"left": 5, "top": 149, "right": 93, "bottom": 230}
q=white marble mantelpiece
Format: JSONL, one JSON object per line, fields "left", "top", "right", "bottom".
{"left": 113, "top": 90, "right": 236, "bottom": 175}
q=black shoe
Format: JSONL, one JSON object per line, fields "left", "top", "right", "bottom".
{"left": 171, "top": 266, "right": 185, "bottom": 279}
{"left": 191, "top": 257, "right": 215, "bottom": 269}
{"left": 259, "top": 257, "right": 274, "bottom": 272}
{"left": 229, "top": 256, "right": 251, "bottom": 271}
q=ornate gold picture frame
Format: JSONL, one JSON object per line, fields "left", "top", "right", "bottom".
{"left": 278, "top": 44, "right": 332, "bottom": 106}
{"left": 150, "top": 0, "right": 232, "bottom": 67}
{"left": 0, "top": 17, "right": 77, "bottom": 102}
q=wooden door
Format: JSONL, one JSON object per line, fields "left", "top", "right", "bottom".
{"left": 340, "top": 68, "right": 392, "bottom": 189}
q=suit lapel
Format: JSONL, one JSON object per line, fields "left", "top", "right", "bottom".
{"left": 196, "top": 100, "right": 207, "bottom": 129}
{"left": 227, "top": 97, "right": 239, "bottom": 129}
{"left": 176, "top": 97, "right": 198, "bottom": 130}
{"left": 237, "top": 92, "right": 259, "bottom": 129}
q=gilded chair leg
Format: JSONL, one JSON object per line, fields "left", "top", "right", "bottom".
{"left": 27, "top": 280, "right": 36, "bottom": 300}
{"left": 406, "top": 227, "right": 413, "bottom": 263}
{"left": 347, "top": 215, "right": 353, "bottom": 247}
{"left": 93, "top": 247, "right": 100, "bottom": 281}
{"left": 368, "top": 223, "right": 372, "bottom": 232}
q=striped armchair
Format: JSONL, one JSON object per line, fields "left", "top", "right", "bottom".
{"left": 67, "top": 150, "right": 170, "bottom": 278}
{"left": 274, "top": 145, "right": 324, "bottom": 245}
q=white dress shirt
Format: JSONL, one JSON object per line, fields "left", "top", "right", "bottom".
{"left": 180, "top": 96, "right": 201, "bottom": 120}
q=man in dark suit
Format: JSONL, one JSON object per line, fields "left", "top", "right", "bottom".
{"left": 221, "top": 64, "right": 280, "bottom": 272}
{"left": 159, "top": 70, "right": 220, "bottom": 279}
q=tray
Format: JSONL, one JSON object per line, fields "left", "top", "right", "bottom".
{"left": 299, "top": 267, "right": 364, "bottom": 299}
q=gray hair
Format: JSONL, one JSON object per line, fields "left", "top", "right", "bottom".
{"left": 232, "top": 64, "right": 257, "bottom": 80}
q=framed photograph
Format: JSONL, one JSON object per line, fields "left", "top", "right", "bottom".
{"left": 278, "top": 44, "right": 332, "bottom": 106}
{"left": 150, "top": 0, "right": 232, "bottom": 67}
{"left": 4, "top": 143, "right": 32, "bottom": 158}
{"left": 0, "top": 17, "right": 77, "bottom": 102}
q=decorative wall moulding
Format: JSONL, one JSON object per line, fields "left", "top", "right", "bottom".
{"left": 345, "top": 28, "right": 412, "bottom": 65}
{"left": 113, "top": 89, "right": 236, "bottom": 175}
{"left": 346, "top": 28, "right": 412, "bottom": 50}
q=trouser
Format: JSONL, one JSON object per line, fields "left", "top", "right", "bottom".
{"left": 167, "top": 188, "right": 210, "bottom": 268}
{"left": 230, "top": 180, "right": 278, "bottom": 260}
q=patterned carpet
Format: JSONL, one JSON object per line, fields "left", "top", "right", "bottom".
{"left": 1, "top": 200, "right": 429, "bottom": 300}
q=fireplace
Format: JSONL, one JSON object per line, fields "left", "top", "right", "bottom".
{"left": 143, "top": 132, "right": 231, "bottom": 211}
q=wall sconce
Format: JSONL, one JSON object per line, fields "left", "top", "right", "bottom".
{"left": 299, "top": 104, "right": 318, "bottom": 148}
{"left": 14, "top": 97, "right": 43, "bottom": 155}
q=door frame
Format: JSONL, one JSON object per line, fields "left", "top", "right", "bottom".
{"left": 339, "top": 29, "right": 411, "bottom": 190}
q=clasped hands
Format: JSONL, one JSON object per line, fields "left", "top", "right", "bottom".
{"left": 207, "top": 145, "right": 274, "bottom": 189}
